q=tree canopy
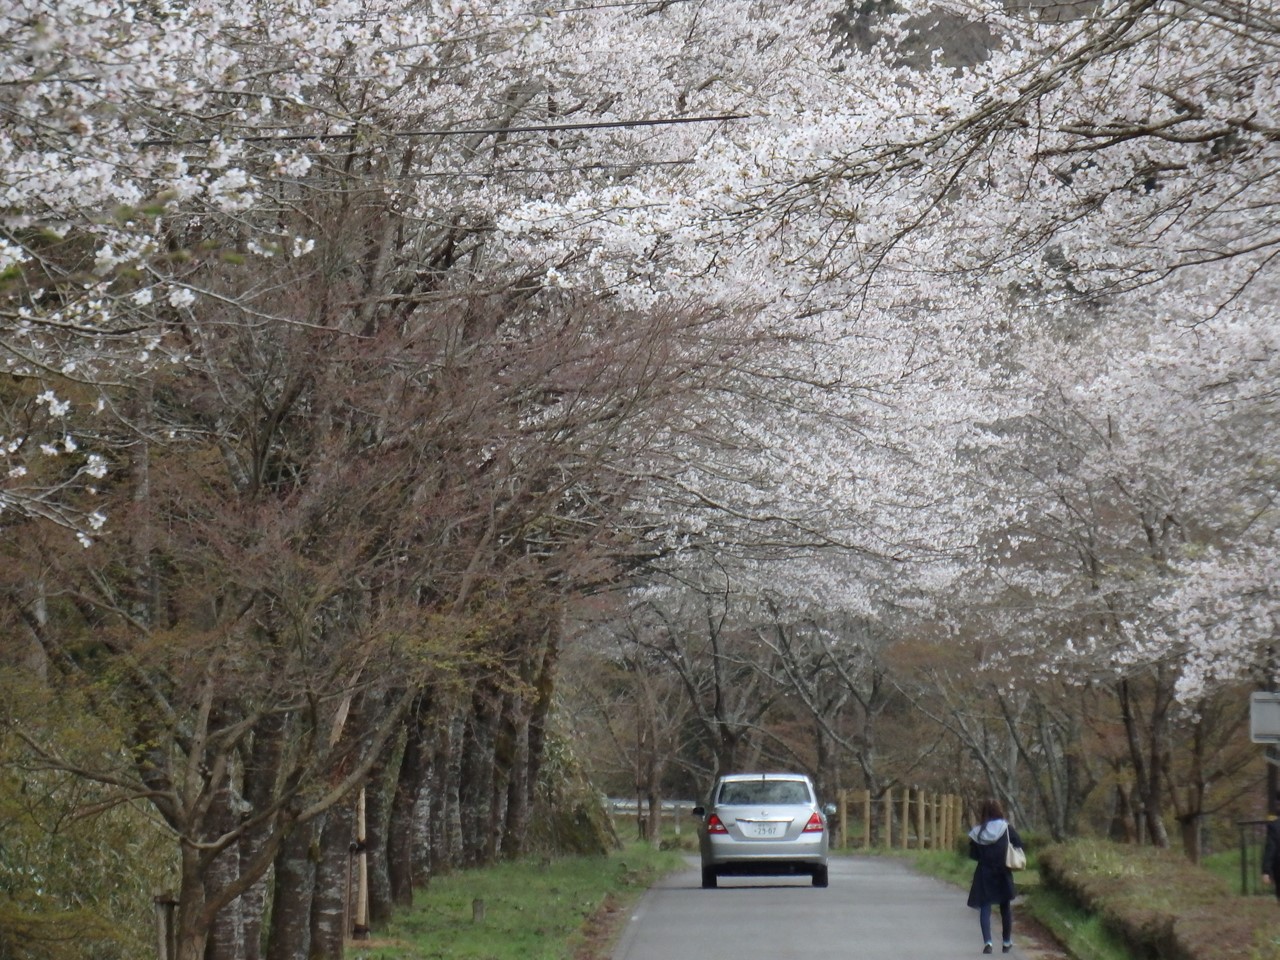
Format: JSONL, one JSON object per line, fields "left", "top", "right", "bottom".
{"left": 2, "top": 1, "right": 1276, "bottom": 957}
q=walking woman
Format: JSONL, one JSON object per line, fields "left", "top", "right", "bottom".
{"left": 1262, "top": 791, "right": 1280, "bottom": 901}
{"left": 967, "top": 798, "right": 1022, "bottom": 954}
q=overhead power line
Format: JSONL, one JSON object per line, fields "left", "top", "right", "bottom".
{"left": 346, "top": 0, "right": 699, "bottom": 17}
{"left": 139, "top": 113, "right": 750, "bottom": 149}
{"left": 390, "top": 158, "right": 696, "bottom": 179}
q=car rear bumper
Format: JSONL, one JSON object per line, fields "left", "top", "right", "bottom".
{"left": 702, "top": 834, "right": 828, "bottom": 868}
{"left": 710, "top": 859, "right": 825, "bottom": 877}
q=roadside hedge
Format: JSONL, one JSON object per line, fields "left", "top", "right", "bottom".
{"left": 1037, "top": 839, "right": 1280, "bottom": 960}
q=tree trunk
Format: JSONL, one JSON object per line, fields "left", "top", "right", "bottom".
{"left": 205, "top": 780, "right": 245, "bottom": 960}
{"left": 489, "top": 689, "right": 518, "bottom": 861}
{"left": 388, "top": 695, "right": 429, "bottom": 907}
{"left": 364, "top": 732, "right": 398, "bottom": 925}
{"left": 265, "top": 822, "right": 317, "bottom": 960}
{"left": 309, "top": 802, "right": 355, "bottom": 960}
{"left": 1179, "top": 814, "right": 1202, "bottom": 864}
{"left": 1118, "top": 677, "right": 1171, "bottom": 847}
{"left": 414, "top": 751, "right": 437, "bottom": 887}
{"left": 441, "top": 712, "right": 465, "bottom": 872}
{"left": 459, "top": 689, "right": 497, "bottom": 865}
{"left": 525, "top": 630, "right": 558, "bottom": 813}
{"left": 175, "top": 843, "right": 211, "bottom": 960}
{"left": 242, "top": 712, "right": 287, "bottom": 960}
{"left": 646, "top": 787, "right": 661, "bottom": 848}
{"left": 1108, "top": 777, "right": 1135, "bottom": 842}
{"left": 502, "top": 715, "right": 531, "bottom": 857}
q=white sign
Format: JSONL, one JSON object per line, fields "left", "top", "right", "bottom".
{"left": 1251, "top": 692, "right": 1280, "bottom": 743}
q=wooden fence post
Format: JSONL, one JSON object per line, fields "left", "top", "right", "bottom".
{"left": 884, "top": 789, "right": 893, "bottom": 849}
{"left": 839, "top": 790, "right": 848, "bottom": 849}
{"left": 901, "top": 789, "right": 910, "bottom": 850}
{"left": 915, "top": 789, "right": 925, "bottom": 849}
{"left": 926, "top": 792, "right": 934, "bottom": 849}
{"left": 862, "top": 789, "right": 871, "bottom": 850}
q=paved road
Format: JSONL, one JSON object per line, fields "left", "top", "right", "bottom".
{"left": 612, "top": 855, "right": 1031, "bottom": 960}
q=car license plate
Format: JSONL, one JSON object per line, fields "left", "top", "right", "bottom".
{"left": 747, "top": 821, "right": 783, "bottom": 838}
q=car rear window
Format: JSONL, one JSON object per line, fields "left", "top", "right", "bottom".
{"left": 717, "top": 779, "right": 810, "bottom": 805}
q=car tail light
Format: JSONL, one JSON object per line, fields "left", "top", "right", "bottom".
{"left": 803, "top": 813, "right": 824, "bottom": 833}
{"left": 707, "top": 814, "right": 728, "bottom": 834}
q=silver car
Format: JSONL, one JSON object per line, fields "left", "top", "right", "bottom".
{"left": 693, "top": 772, "right": 830, "bottom": 888}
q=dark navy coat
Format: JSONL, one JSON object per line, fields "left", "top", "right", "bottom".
{"left": 1264, "top": 818, "right": 1280, "bottom": 898}
{"left": 967, "top": 821, "right": 1022, "bottom": 908}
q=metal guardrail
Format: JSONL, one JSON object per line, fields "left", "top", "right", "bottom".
{"left": 607, "top": 798, "right": 698, "bottom": 813}
{"left": 1238, "top": 819, "right": 1274, "bottom": 897}
{"left": 606, "top": 798, "right": 700, "bottom": 840}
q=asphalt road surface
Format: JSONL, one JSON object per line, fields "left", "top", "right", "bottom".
{"left": 611, "top": 854, "right": 1034, "bottom": 960}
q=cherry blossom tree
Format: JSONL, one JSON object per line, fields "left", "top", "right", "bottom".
{"left": 560, "top": 619, "right": 696, "bottom": 843}
{"left": 5, "top": 2, "right": 1278, "bottom": 952}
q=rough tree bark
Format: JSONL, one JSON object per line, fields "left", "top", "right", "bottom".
{"left": 265, "top": 822, "right": 317, "bottom": 960}
{"left": 309, "top": 803, "right": 355, "bottom": 960}
{"left": 241, "top": 712, "right": 287, "bottom": 960}
{"left": 363, "top": 733, "right": 398, "bottom": 925}
{"left": 459, "top": 688, "right": 498, "bottom": 865}
{"left": 206, "top": 779, "right": 246, "bottom": 960}
{"left": 1118, "top": 675, "right": 1172, "bottom": 848}
{"left": 387, "top": 694, "right": 430, "bottom": 906}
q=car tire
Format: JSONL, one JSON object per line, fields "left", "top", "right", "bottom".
{"left": 812, "top": 865, "right": 829, "bottom": 888}
{"left": 701, "top": 865, "right": 718, "bottom": 889}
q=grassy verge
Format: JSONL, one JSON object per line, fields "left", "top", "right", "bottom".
{"left": 1022, "top": 884, "right": 1140, "bottom": 960}
{"left": 906, "top": 840, "right": 1280, "bottom": 960}
{"left": 1203, "top": 849, "right": 1240, "bottom": 892}
{"left": 902, "top": 846, "right": 1135, "bottom": 960}
{"left": 1039, "top": 840, "right": 1280, "bottom": 960}
{"left": 1202, "top": 848, "right": 1272, "bottom": 898}
{"left": 348, "top": 842, "right": 686, "bottom": 960}
{"left": 894, "top": 846, "right": 974, "bottom": 888}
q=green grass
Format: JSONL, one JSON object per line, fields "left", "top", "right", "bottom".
{"left": 1023, "top": 884, "right": 1138, "bottom": 960}
{"left": 349, "top": 842, "right": 686, "bottom": 960}
{"left": 894, "top": 847, "right": 975, "bottom": 888}
{"left": 1202, "top": 849, "right": 1237, "bottom": 888}
{"left": 1202, "top": 848, "right": 1271, "bottom": 898}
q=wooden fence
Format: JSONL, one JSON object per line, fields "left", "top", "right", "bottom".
{"left": 834, "top": 788, "right": 964, "bottom": 851}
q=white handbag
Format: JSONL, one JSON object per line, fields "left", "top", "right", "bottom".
{"left": 1005, "top": 827, "right": 1026, "bottom": 871}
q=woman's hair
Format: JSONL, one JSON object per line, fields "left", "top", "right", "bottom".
{"left": 979, "top": 798, "right": 1006, "bottom": 823}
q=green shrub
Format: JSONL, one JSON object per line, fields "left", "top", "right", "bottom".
{"left": 1038, "top": 839, "right": 1280, "bottom": 960}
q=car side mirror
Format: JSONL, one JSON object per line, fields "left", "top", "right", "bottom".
{"left": 822, "top": 803, "right": 837, "bottom": 816}
{"left": 692, "top": 806, "right": 705, "bottom": 817}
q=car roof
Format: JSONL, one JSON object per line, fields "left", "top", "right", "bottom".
{"left": 716, "top": 772, "right": 812, "bottom": 782}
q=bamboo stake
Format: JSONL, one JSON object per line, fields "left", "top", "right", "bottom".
{"left": 353, "top": 788, "right": 370, "bottom": 940}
